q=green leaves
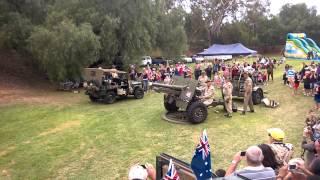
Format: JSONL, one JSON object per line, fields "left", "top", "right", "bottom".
{"left": 1, "top": 0, "right": 189, "bottom": 81}
{"left": 28, "top": 21, "right": 100, "bottom": 82}
{"left": 0, "top": 12, "right": 33, "bottom": 51}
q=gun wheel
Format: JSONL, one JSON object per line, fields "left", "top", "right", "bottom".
{"left": 187, "top": 101, "right": 207, "bottom": 124}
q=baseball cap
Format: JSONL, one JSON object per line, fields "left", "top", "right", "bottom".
{"left": 128, "top": 164, "right": 148, "bottom": 180}
{"left": 267, "top": 128, "right": 285, "bottom": 141}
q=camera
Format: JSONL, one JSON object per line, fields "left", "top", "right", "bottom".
{"left": 240, "top": 151, "right": 246, "bottom": 156}
{"left": 288, "top": 164, "right": 296, "bottom": 170}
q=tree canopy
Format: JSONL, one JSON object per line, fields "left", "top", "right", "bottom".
{"left": 1, "top": 0, "right": 320, "bottom": 81}
{"left": 0, "top": 0, "right": 188, "bottom": 81}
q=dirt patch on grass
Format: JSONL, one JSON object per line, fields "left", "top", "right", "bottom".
{"left": 38, "top": 120, "right": 81, "bottom": 137}
{"left": 1, "top": 169, "right": 11, "bottom": 177}
{"left": 0, "top": 86, "right": 84, "bottom": 107}
{"left": 55, "top": 146, "right": 99, "bottom": 179}
{"left": 0, "top": 146, "right": 16, "bottom": 158}
{"left": 0, "top": 49, "right": 84, "bottom": 107}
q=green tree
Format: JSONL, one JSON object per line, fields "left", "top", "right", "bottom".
{"left": 156, "top": 8, "right": 187, "bottom": 58}
{"left": 28, "top": 21, "right": 101, "bottom": 82}
{"left": 189, "top": 0, "right": 247, "bottom": 43}
{"left": 185, "top": 5, "right": 210, "bottom": 52}
{"left": 0, "top": 0, "right": 189, "bottom": 80}
{"left": 0, "top": 12, "right": 33, "bottom": 50}
{"left": 279, "top": 3, "right": 320, "bottom": 42}
{"left": 99, "top": 16, "right": 120, "bottom": 65}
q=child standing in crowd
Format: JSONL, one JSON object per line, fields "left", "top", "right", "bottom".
{"left": 205, "top": 64, "right": 213, "bottom": 79}
{"left": 283, "top": 64, "right": 289, "bottom": 85}
{"left": 304, "top": 71, "right": 312, "bottom": 96}
{"left": 257, "top": 71, "right": 263, "bottom": 84}
{"left": 262, "top": 70, "right": 268, "bottom": 86}
{"left": 142, "top": 68, "right": 149, "bottom": 92}
{"left": 287, "top": 66, "right": 295, "bottom": 88}
{"left": 213, "top": 72, "right": 222, "bottom": 88}
{"left": 163, "top": 74, "right": 171, "bottom": 85}
{"left": 310, "top": 69, "right": 317, "bottom": 96}
{"left": 194, "top": 62, "right": 202, "bottom": 80}
{"left": 293, "top": 72, "right": 300, "bottom": 95}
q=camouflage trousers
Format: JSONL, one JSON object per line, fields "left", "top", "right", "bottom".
{"left": 243, "top": 93, "right": 254, "bottom": 112}
{"left": 224, "top": 96, "right": 232, "bottom": 114}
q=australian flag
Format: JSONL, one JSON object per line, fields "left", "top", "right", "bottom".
{"left": 163, "top": 159, "right": 180, "bottom": 180}
{"left": 191, "top": 129, "right": 213, "bottom": 180}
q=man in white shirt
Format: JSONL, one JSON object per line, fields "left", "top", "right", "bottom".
{"left": 225, "top": 146, "right": 276, "bottom": 180}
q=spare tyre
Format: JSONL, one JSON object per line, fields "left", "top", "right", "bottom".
{"left": 252, "top": 88, "right": 263, "bottom": 105}
{"left": 232, "top": 102, "right": 238, "bottom": 112}
{"left": 134, "top": 87, "right": 144, "bottom": 99}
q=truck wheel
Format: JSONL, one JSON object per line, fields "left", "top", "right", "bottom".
{"left": 89, "top": 95, "right": 98, "bottom": 102}
{"left": 252, "top": 89, "right": 263, "bottom": 105}
{"left": 134, "top": 87, "right": 144, "bottom": 99}
{"left": 187, "top": 101, "right": 208, "bottom": 124}
{"left": 104, "top": 91, "right": 116, "bottom": 104}
{"left": 164, "top": 95, "right": 179, "bottom": 112}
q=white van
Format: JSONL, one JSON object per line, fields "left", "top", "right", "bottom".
{"left": 141, "top": 56, "right": 152, "bottom": 66}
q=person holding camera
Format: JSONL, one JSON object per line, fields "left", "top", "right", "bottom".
{"left": 225, "top": 146, "right": 276, "bottom": 179}
{"left": 301, "top": 126, "right": 320, "bottom": 167}
{"left": 267, "top": 128, "right": 294, "bottom": 166}
{"left": 276, "top": 157, "right": 320, "bottom": 180}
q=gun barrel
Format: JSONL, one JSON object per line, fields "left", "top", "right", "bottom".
{"left": 152, "top": 83, "right": 187, "bottom": 90}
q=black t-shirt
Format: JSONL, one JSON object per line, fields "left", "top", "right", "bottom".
{"left": 294, "top": 75, "right": 299, "bottom": 83}
{"left": 310, "top": 75, "right": 317, "bottom": 83}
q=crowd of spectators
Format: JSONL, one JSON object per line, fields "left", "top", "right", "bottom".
{"left": 283, "top": 61, "right": 320, "bottom": 101}
{"left": 128, "top": 57, "right": 320, "bottom": 180}
{"left": 214, "top": 60, "right": 320, "bottom": 180}
{"left": 128, "top": 56, "right": 279, "bottom": 94}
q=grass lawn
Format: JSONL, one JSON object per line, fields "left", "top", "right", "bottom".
{"left": 0, "top": 58, "right": 316, "bottom": 179}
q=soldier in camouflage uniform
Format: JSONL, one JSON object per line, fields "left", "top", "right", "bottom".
{"left": 201, "top": 80, "right": 215, "bottom": 106}
{"left": 242, "top": 71, "right": 254, "bottom": 115}
{"left": 223, "top": 77, "right": 233, "bottom": 118}
{"left": 198, "top": 71, "right": 209, "bottom": 88}
{"left": 267, "top": 128, "right": 294, "bottom": 166}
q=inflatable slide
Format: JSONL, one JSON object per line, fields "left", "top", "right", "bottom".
{"left": 284, "top": 33, "right": 320, "bottom": 59}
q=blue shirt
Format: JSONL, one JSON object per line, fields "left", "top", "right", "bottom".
{"left": 287, "top": 69, "right": 295, "bottom": 77}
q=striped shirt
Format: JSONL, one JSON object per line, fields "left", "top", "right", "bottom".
{"left": 232, "top": 165, "right": 276, "bottom": 180}
{"left": 287, "top": 69, "right": 295, "bottom": 78}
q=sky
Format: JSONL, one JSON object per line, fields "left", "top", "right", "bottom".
{"left": 269, "top": 0, "right": 320, "bottom": 15}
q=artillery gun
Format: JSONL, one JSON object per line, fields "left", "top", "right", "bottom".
{"left": 152, "top": 77, "right": 207, "bottom": 124}
{"left": 152, "top": 77, "right": 236, "bottom": 124}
